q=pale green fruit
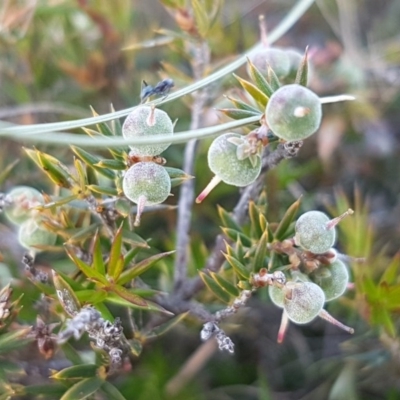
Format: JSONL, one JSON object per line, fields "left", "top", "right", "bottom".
{"left": 207, "top": 133, "right": 262, "bottom": 187}
{"left": 122, "top": 162, "right": 171, "bottom": 205}
{"left": 283, "top": 281, "right": 325, "bottom": 324}
{"left": 122, "top": 106, "right": 173, "bottom": 156}
{"left": 269, "top": 285, "right": 284, "bottom": 308}
{"left": 311, "top": 259, "right": 349, "bottom": 301}
{"left": 248, "top": 48, "right": 290, "bottom": 78}
{"left": 4, "top": 186, "right": 43, "bottom": 226}
{"left": 265, "top": 84, "right": 322, "bottom": 141}
{"left": 295, "top": 211, "right": 336, "bottom": 254}
{"left": 18, "top": 218, "right": 57, "bottom": 252}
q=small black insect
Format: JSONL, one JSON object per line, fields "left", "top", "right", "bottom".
{"left": 140, "top": 78, "right": 174, "bottom": 103}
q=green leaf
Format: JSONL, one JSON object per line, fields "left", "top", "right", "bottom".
{"left": 100, "top": 381, "right": 127, "bottom": 400}
{"left": 107, "top": 224, "right": 124, "bottom": 281}
{"left": 295, "top": 47, "right": 309, "bottom": 87}
{"left": 75, "top": 289, "right": 108, "bottom": 305}
{"left": 0, "top": 158, "right": 19, "bottom": 185}
{"left": 223, "top": 253, "right": 250, "bottom": 279}
{"left": 246, "top": 58, "right": 274, "bottom": 97}
{"left": 118, "top": 251, "right": 175, "bottom": 285}
{"left": 192, "top": 0, "right": 209, "bottom": 37}
{"left": 93, "top": 231, "right": 105, "bottom": 275}
{"left": 74, "top": 158, "right": 87, "bottom": 190}
{"left": 71, "top": 146, "right": 115, "bottom": 180}
{"left": 249, "top": 201, "right": 263, "bottom": 239}
{"left": 23, "top": 383, "right": 66, "bottom": 398}
{"left": 52, "top": 271, "right": 81, "bottom": 317}
{"left": 67, "top": 223, "right": 102, "bottom": 244}
{"left": 36, "top": 150, "right": 72, "bottom": 188}
{"left": 144, "top": 312, "right": 189, "bottom": 340}
{"left": 90, "top": 107, "right": 114, "bottom": 137}
{"left": 221, "top": 227, "right": 252, "bottom": 247}
{"left": 233, "top": 74, "right": 269, "bottom": 107}
{"left": 225, "top": 95, "right": 261, "bottom": 113}
{"left": 65, "top": 247, "right": 108, "bottom": 285}
{"left": 217, "top": 205, "right": 242, "bottom": 231}
{"left": 95, "top": 159, "right": 126, "bottom": 170}
{"left": 109, "top": 284, "right": 148, "bottom": 307}
{"left": 252, "top": 230, "right": 269, "bottom": 271}
{"left": 219, "top": 108, "right": 261, "bottom": 120}
{"left": 51, "top": 364, "right": 98, "bottom": 380}
{"left": 123, "top": 247, "right": 141, "bottom": 267}
{"left": 274, "top": 197, "right": 302, "bottom": 240}
{"left": 199, "top": 271, "right": 231, "bottom": 303}
{"left": 380, "top": 253, "right": 400, "bottom": 285}
{"left": 106, "top": 292, "right": 173, "bottom": 314}
{"left": 267, "top": 66, "right": 281, "bottom": 91}
{"left": 122, "top": 229, "right": 149, "bottom": 248}
{"left": 87, "top": 185, "right": 119, "bottom": 197}
{"left": 61, "top": 342, "right": 84, "bottom": 365}
{"left": 0, "top": 328, "right": 33, "bottom": 355}
{"left": 209, "top": 272, "right": 240, "bottom": 297}
{"left": 60, "top": 377, "right": 103, "bottom": 400}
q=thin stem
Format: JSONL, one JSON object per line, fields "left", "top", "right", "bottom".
{"left": 174, "top": 40, "right": 210, "bottom": 291}
{"left": 0, "top": 0, "right": 316, "bottom": 137}
{"left": 1, "top": 94, "right": 355, "bottom": 147}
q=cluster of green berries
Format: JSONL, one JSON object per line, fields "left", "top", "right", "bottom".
{"left": 122, "top": 106, "right": 173, "bottom": 226}
{"left": 197, "top": 45, "right": 322, "bottom": 202}
{"left": 3, "top": 186, "right": 57, "bottom": 254}
{"left": 268, "top": 209, "right": 353, "bottom": 327}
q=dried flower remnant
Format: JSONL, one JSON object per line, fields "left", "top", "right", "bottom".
{"left": 57, "top": 306, "right": 126, "bottom": 369}
{"left": 28, "top": 316, "right": 59, "bottom": 359}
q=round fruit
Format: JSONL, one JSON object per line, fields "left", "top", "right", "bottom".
{"left": 283, "top": 281, "right": 325, "bottom": 324}
{"left": 122, "top": 162, "right": 171, "bottom": 205}
{"left": 311, "top": 259, "right": 349, "bottom": 301}
{"left": 269, "top": 285, "right": 284, "bottom": 308}
{"left": 122, "top": 106, "right": 173, "bottom": 156}
{"left": 265, "top": 84, "right": 322, "bottom": 141}
{"left": 295, "top": 211, "right": 336, "bottom": 254}
{"left": 4, "top": 186, "right": 43, "bottom": 225}
{"left": 248, "top": 48, "right": 290, "bottom": 78}
{"left": 207, "top": 133, "right": 262, "bottom": 187}
{"left": 18, "top": 218, "right": 57, "bottom": 252}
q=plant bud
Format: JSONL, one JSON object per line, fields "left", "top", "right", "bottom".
{"left": 247, "top": 48, "right": 291, "bottom": 79}
{"left": 122, "top": 106, "right": 173, "bottom": 156}
{"left": 295, "top": 209, "right": 353, "bottom": 254}
{"left": 18, "top": 218, "right": 57, "bottom": 253}
{"left": 311, "top": 259, "right": 349, "bottom": 301}
{"left": 265, "top": 84, "right": 321, "bottom": 141}
{"left": 283, "top": 281, "right": 325, "bottom": 324}
{"left": 4, "top": 186, "right": 43, "bottom": 225}
{"left": 122, "top": 162, "right": 171, "bottom": 226}
{"left": 196, "top": 133, "right": 262, "bottom": 203}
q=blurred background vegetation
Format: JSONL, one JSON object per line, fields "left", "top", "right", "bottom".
{"left": 0, "top": 0, "right": 400, "bottom": 399}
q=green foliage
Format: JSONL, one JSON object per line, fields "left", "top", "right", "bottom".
{"left": 0, "top": 0, "right": 398, "bottom": 399}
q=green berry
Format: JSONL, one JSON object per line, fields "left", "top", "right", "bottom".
{"left": 122, "top": 162, "right": 171, "bottom": 226}
{"left": 295, "top": 211, "right": 335, "bottom": 254}
{"left": 311, "top": 259, "right": 349, "bottom": 301}
{"left": 265, "top": 84, "right": 322, "bottom": 141}
{"left": 283, "top": 281, "right": 325, "bottom": 324}
{"left": 122, "top": 106, "right": 173, "bottom": 156}
{"left": 248, "top": 48, "right": 290, "bottom": 78}
{"left": 18, "top": 218, "right": 57, "bottom": 252}
{"left": 4, "top": 186, "right": 43, "bottom": 225}
{"left": 123, "top": 162, "right": 171, "bottom": 205}
{"left": 269, "top": 285, "right": 284, "bottom": 308}
{"left": 207, "top": 133, "right": 262, "bottom": 187}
